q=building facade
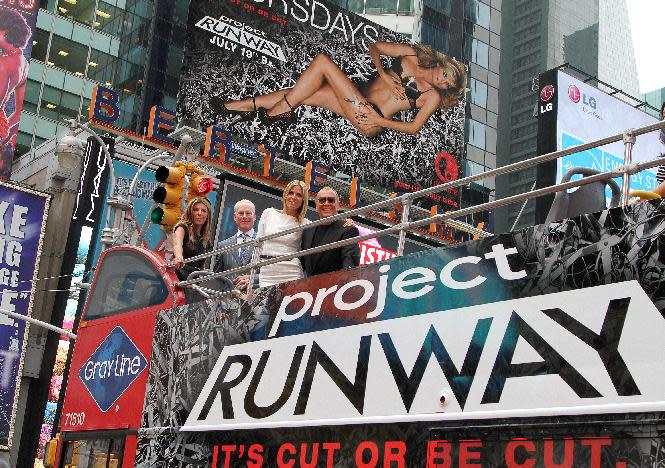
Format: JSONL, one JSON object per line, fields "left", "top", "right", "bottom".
{"left": 495, "top": 0, "right": 640, "bottom": 232}
{"left": 14, "top": 0, "right": 187, "bottom": 159}
{"left": 644, "top": 87, "right": 665, "bottom": 118}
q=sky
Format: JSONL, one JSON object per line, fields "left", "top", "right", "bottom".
{"left": 626, "top": 0, "right": 665, "bottom": 93}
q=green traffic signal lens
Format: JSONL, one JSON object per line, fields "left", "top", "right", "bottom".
{"left": 150, "top": 207, "right": 164, "bottom": 223}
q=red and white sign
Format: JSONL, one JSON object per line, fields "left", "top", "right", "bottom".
{"left": 359, "top": 241, "right": 396, "bottom": 265}
{"left": 540, "top": 85, "right": 554, "bottom": 102}
{"left": 568, "top": 85, "right": 581, "bottom": 103}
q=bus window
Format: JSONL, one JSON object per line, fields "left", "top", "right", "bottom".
{"left": 60, "top": 435, "right": 124, "bottom": 467}
{"left": 84, "top": 250, "right": 168, "bottom": 321}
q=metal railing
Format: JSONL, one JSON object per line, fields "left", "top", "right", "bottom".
{"left": 178, "top": 119, "right": 665, "bottom": 298}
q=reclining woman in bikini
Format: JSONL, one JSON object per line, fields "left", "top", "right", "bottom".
{"left": 211, "top": 42, "right": 467, "bottom": 138}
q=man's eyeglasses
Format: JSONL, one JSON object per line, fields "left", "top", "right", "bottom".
{"left": 316, "top": 197, "right": 337, "bottom": 204}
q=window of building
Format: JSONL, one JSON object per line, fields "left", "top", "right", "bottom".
{"left": 421, "top": 12, "right": 450, "bottom": 52}
{"left": 463, "top": 35, "right": 488, "bottom": 68}
{"left": 470, "top": 78, "right": 487, "bottom": 108}
{"left": 423, "top": 0, "right": 450, "bottom": 15}
{"left": 465, "top": 118, "right": 486, "bottom": 149}
{"left": 465, "top": 0, "right": 490, "bottom": 29}
{"left": 465, "top": 160, "right": 485, "bottom": 176}
{"left": 365, "top": 0, "right": 397, "bottom": 15}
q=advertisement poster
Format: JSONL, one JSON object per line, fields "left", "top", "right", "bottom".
{"left": 556, "top": 71, "right": 664, "bottom": 196}
{"left": 0, "top": 3, "right": 39, "bottom": 179}
{"left": 177, "top": 0, "right": 466, "bottom": 203}
{"left": 0, "top": 182, "right": 49, "bottom": 448}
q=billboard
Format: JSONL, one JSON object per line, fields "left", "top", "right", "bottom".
{"left": 0, "top": 182, "right": 49, "bottom": 448}
{"left": 177, "top": 0, "right": 466, "bottom": 204}
{"left": 537, "top": 69, "right": 664, "bottom": 214}
{"left": 0, "top": 4, "right": 39, "bottom": 180}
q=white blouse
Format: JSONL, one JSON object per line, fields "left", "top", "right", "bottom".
{"left": 256, "top": 207, "right": 310, "bottom": 256}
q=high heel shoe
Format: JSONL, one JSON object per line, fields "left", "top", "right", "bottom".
{"left": 210, "top": 95, "right": 257, "bottom": 123}
{"left": 258, "top": 95, "right": 296, "bottom": 126}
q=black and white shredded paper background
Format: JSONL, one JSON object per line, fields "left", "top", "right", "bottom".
{"left": 176, "top": 0, "right": 465, "bottom": 191}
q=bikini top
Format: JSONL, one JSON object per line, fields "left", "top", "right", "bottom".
{"left": 389, "top": 55, "right": 434, "bottom": 109}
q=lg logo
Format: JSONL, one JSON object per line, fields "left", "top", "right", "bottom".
{"left": 569, "top": 85, "right": 597, "bottom": 109}
{"left": 539, "top": 84, "right": 555, "bottom": 114}
{"left": 568, "top": 85, "right": 581, "bottom": 103}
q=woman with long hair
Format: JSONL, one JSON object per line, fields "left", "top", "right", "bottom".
{"left": 172, "top": 197, "right": 213, "bottom": 281}
{"left": 211, "top": 42, "right": 467, "bottom": 138}
{"left": 256, "top": 180, "right": 311, "bottom": 287}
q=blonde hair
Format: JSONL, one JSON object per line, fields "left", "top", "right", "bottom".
{"left": 413, "top": 44, "right": 467, "bottom": 110}
{"left": 281, "top": 180, "right": 309, "bottom": 223}
{"left": 175, "top": 197, "right": 212, "bottom": 247}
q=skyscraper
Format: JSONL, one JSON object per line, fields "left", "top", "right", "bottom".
{"left": 495, "top": 0, "right": 640, "bottom": 232}
{"left": 13, "top": 0, "right": 187, "bottom": 159}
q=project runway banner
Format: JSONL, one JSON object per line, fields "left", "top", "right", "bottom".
{"left": 177, "top": 0, "right": 466, "bottom": 198}
{"left": 185, "top": 281, "right": 665, "bottom": 430}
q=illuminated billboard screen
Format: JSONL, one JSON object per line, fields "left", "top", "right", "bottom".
{"left": 177, "top": 0, "right": 466, "bottom": 204}
{"left": 536, "top": 69, "right": 663, "bottom": 218}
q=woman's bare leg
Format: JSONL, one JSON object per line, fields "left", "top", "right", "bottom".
{"left": 266, "top": 53, "right": 382, "bottom": 136}
{"left": 223, "top": 90, "right": 289, "bottom": 111}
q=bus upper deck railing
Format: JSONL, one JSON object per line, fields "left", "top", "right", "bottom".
{"left": 177, "top": 119, "right": 665, "bottom": 297}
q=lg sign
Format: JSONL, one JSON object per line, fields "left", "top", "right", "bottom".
{"left": 568, "top": 85, "right": 581, "bottom": 103}
{"left": 539, "top": 85, "right": 554, "bottom": 114}
{"left": 569, "top": 85, "right": 597, "bottom": 109}
{"left": 540, "top": 85, "right": 554, "bottom": 102}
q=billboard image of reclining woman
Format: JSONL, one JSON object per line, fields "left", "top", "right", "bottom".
{"left": 177, "top": 0, "right": 467, "bottom": 193}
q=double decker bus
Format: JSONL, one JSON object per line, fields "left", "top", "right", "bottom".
{"left": 50, "top": 187, "right": 665, "bottom": 466}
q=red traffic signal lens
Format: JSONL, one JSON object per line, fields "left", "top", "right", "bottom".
{"left": 193, "top": 176, "right": 214, "bottom": 195}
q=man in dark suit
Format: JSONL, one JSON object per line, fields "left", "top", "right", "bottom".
{"left": 301, "top": 187, "right": 360, "bottom": 277}
{"left": 213, "top": 199, "right": 259, "bottom": 290}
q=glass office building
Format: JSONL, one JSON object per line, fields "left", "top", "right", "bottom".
{"left": 644, "top": 87, "right": 665, "bottom": 118}
{"left": 339, "top": 0, "right": 502, "bottom": 231}
{"left": 14, "top": 0, "right": 188, "bottom": 159}
{"left": 495, "top": 0, "right": 640, "bottom": 232}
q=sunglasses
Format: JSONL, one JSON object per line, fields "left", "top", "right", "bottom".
{"left": 316, "top": 196, "right": 337, "bottom": 204}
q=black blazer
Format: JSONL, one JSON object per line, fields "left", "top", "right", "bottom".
{"left": 301, "top": 220, "right": 360, "bottom": 277}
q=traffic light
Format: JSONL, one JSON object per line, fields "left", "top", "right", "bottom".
{"left": 188, "top": 171, "right": 214, "bottom": 199}
{"left": 152, "top": 163, "right": 186, "bottom": 229}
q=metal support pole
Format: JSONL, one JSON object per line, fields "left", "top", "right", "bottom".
{"left": 621, "top": 130, "right": 636, "bottom": 205}
{"left": 246, "top": 241, "right": 262, "bottom": 299}
{"left": 396, "top": 198, "right": 412, "bottom": 256}
{"left": 0, "top": 308, "right": 76, "bottom": 340}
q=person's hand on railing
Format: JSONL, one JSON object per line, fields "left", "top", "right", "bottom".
{"left": 172, "top": 254, "right": 184, "bottom": 269}
{"left": 233, "top": 274, "right": 250, "bottom": 290}
{"left": 343, "top": 218, "right": 355, "bottom": 227}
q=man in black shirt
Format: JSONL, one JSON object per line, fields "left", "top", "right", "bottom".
{"left": 301, "top": 187, "right": 360, "bottom": 277}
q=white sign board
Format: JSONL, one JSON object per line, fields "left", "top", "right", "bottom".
{"left": 183, "top": 281, "right": 665, "bottom": 431}
{"left": 557, "top": 71, "right": 664, "bottom": 197}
